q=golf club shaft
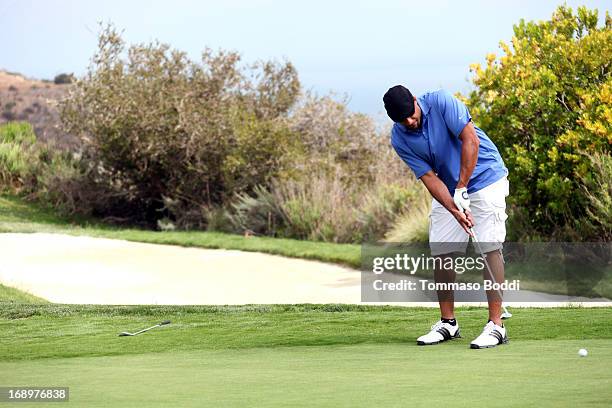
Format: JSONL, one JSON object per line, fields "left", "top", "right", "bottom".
{"left": 469, "top": 227, "right": 510, "bottom": 315}
{"left": 131, "top": 324, "right": 162, "bottom": 336}
{"left": 123, "top": 321, "right": 170, "bottom": 336}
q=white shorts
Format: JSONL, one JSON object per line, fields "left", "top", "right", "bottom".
{"left": 429, "top": 176, "right": 509, "bottom": 256}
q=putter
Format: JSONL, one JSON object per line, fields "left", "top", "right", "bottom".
{"left": 469, "top": 227, "right": 512, "bottom": 320}
{"left": 118, "top": 320, "right": 171, "bottom": 337}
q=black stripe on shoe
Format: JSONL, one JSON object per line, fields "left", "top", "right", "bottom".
{"left": 490, "top": 330, "right": 503, "bottom": 344}
{"left": 436, "top": 327, "right": 451, "bottom": 340}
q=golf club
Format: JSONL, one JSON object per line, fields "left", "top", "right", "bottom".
{"left": 118, "top": 320, "right": 171, "bottom": 337}
{"left": 469, "top": 227, "right": 512, "bottom": 320}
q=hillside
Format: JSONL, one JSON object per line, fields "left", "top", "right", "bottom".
{"left": 0, "top": 70, "right": 78, "bottom": 149}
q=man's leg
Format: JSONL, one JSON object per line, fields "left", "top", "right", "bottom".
{"left": 434, "top": 255, "right": 456, "bottom": 319}
{"left": 430, "top": 198, "right": 469, "bottom": 322}
{"left": 417, "top": 200, "right": 466, "bottom": 346}
{"left": 468, "top": 177, "right": 510, "bottom": 349}
{"left": 470, "top": 247, "right": 509, "bottom": 349}
{"left": 416, "top": 257, "right": 462, "bottom": 345}
{"left": 470, "top": 177, "right": 509, "bottom": 326}
{"left": 483, "top": 249, "right": 504, "bottom": 326}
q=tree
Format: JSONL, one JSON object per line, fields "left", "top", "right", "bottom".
{"left": 54, "top": 73, "right": 75, "bottom": 84}
{"left": 462, "top": 5, "right": 611, "bottom": 239}
{"left": 60, "top": 24, "right": 301, "bottom": 227}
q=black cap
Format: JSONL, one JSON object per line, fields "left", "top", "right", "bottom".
{"left": 383, "top": 85, "right": 415, "bottom": 122}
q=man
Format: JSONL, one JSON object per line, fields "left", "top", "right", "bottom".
{"left": 383, "top": 85, "right": 510, "bottom": 349}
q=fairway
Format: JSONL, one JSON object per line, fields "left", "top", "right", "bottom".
{"left": 1, "top": 305, "right": 611, "bottom": 407}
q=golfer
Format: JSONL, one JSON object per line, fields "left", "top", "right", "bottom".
{"left": 383, "top": 85, "right": 509, "bottom": 349}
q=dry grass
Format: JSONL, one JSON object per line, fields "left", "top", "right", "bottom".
{"left": 384, "top": 182, "right": 431, "bottom": 243}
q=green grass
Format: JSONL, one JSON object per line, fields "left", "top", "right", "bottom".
{"left": 1, "top": 304, "right": 610, "bottom": 360}
{"left": 1, "top": 305, "right": 611, "bottom": 407}
{"left": 0, "top": 194, "right": 360, "bottom": 267}
{"left": 0, "top": 121, "right": 36, "bottom": 144}
{"left": 3, "top": 341, "right": 611, "bottom": 407}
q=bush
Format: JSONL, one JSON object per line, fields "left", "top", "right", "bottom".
{"left": 227, "top": 166, "right": 421, "bottom": 243}
{"left": 224, "top": 91, "right": 423, "bottom": 243}
{"left": 0, "top": 122, "right": 98, "bottom": 216}
{"left": 2, "top": 102, "right": 16, "bottom": 121}
{"left": 30, "top": 149, "right": 97, "bottom": 216}
{"left": 26, "top": 25, "right": 422, "bottom": 240}
{"left": 0, "top": 143, "right": 29, "bottom": 187}
{"left": 383, "top": 183, "right": 431, "bottom": 243}
{"left": 60, "top": 24, "right": 301, "bottom": 227}
{"left": 355, "top": 181, "right": 421, "bottom": 242}
{"left": 462, "top": 5, "right": 611, "bottom": 240}
{"left": 227, "top": 185, "right": 284, "bottom": 236}
{"left": 53, "top": 73, "right": 75, "bottom": 84}
{"left": 579, "top": 153, "right": 612, "bottom": 241}
{"left": 287, "top": 92, "right": 387, "bottom": 184}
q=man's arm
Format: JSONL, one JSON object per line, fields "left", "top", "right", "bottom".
{"left": 457, "top": 121, "right": 480, "bottom": 189}
{"left": 450, "top": 121, "right": 480, "bottom": 220}
{"left": 421, "top": 171, "right": 474, "bottom": 234}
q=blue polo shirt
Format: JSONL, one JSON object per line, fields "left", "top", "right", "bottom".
{"left": 390, "top": 89, "right": 507, "bottom": 194}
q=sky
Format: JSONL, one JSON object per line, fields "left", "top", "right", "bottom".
{"left": 0, "top": 0, "right": 609, "bottom": 122}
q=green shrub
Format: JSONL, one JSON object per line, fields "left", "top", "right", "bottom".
{"left": 0, "top": 122, "right": 38, "bottom": 190}
{"left": 0, "top": 122, "right": 99, "bottom": 216}
{"left": 0, "top": 143, "right": 29, "bottom": 185}
{"left": 579, "top": 153, "right": 612, "bottom": 241}
{"left": 462, "top": 5, "right": 611, "bottom": 240}
{"left": 32, "top": 151, "right": 96, "bottom": 216}
{"left": 228, "top": 185, "right": 284, "bottom": 236}
{"left": 60, "top": 24, "right": 301, "bottom": 227}
{"left": 222, "top": 111, "right": 299, "bottom": 196}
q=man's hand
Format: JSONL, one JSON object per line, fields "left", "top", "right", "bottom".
{"left": 452, "top": 187, "right": 474, "bottom": 235}
{"left": 421, "top": 171, "right": 474, "bottom": 235}
{"left": 451, "top": 207, "right": 474, "bottom": 235}
{"left": 453, "top": 187, "right": 471, "bottom": 213}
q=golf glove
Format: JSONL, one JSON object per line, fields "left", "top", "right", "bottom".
{"left": 453, "top": 187, "right": 471, "bottom": 213}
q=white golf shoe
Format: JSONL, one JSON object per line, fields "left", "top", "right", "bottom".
{"left": 470, "top": 321, "right": 509, "bottom": 349}
{"left": 417, "top": 320, "right": 461, "bottom": 346}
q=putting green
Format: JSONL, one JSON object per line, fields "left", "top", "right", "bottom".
{"left": 2, "top": 305, "right": 611, "bottom": 406}
{"left": 2, "top": 340, "right": 611, "bottom": 407}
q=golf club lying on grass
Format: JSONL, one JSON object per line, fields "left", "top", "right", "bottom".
{"left": 118, "top": 320, "right": 171, "bottom": 337}
{"left": 469, "top": 227, "right": 512, "bottom": 320}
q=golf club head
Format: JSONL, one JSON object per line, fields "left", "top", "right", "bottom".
{"left": 118, "top": 332, "right": 133, "bottom": 337}
{"left": 501, "top": 312, "right": 513, "bottom": 320}
{"left": 160, "top": 320, "right": 171, "bottom": 325}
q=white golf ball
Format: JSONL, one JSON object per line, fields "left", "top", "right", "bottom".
{"left": 578, "top": 348, "right": 588, "bottom": 357}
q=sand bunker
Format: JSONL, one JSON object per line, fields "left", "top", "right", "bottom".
{"left": 0, "top": 233, "right": 362, "bottom": 305}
